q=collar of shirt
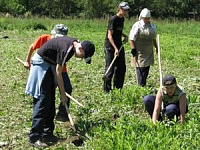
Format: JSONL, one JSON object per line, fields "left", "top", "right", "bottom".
{"left": 139, "top": 20, "right": 154, "bottom": 29}
{"left": 139, "top": 20, "right": 151, "bottom": 26}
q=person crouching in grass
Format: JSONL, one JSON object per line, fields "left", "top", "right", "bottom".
{"left": 143, "top": 75, "right": 188, "bottom": 124}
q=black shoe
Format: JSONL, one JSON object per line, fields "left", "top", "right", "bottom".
{"left": 29, "top": 139, "right": 48, "bottom": 147}
{"left": 56, "top": 114, "right": 69, "bottom": 122}
{"left": 42, "top": 134, "right": 59, "bottom": 145}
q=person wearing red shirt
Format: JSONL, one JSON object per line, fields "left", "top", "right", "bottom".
{"left": 24, "top": 24, "right": 72, "bottom": 121}
{"left": 26, "top": 36, "right": 95, "bottom": 147}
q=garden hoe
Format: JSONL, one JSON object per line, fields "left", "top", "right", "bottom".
{"left": 16, "top": 57, "right": 88, "bottom": 145}
{"left": 16, "top": 57, "right": 84, "bottom": 107}
{"left": 65, "top": 92, "right": 84, "bottom": 107}
{"left": 64, "top": 103, "right": 89, "bottom": 146}
{"left": 157, "top": 34, "right": 165, "bottom": 118}
{"left": 16, "top": 57, "right": 24, "bottom": 64}
{"left": 64, "top": 103, "right": 76, "bottom": 132}
{"left": 102, "top": 40, "right": 127, "bottom": 82}
{"left": 133, "top": 57, "right": 139, "bottom": 84}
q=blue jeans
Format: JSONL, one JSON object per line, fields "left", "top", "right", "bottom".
{"left": 57, "top": 72, "right": 72, "bottom": 116}
{"left": 29, "top": 67, "right": 56, "bottom": 142}
{"left": 143, "top": 95, "right": 183, "bottom": 121}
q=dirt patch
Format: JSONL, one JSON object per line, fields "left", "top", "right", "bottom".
{"left": 67, "top": 135, "right": 84, "bottom": 147}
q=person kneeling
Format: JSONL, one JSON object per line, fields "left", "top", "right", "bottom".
{"left": 143, "top": 75, "right": 188, "bottom": 124}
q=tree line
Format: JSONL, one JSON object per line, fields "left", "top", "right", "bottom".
{"left": 0, "top": 0, "right": 199, "bottom": 19}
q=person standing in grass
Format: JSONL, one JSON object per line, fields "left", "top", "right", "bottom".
{"left": 103, "top": 1, "right": 130, "bottom": 92}
{"left": 143, "top": 75, "right": 188, "bottom": 124}
{"left": 24, "top": 24, "right": 72, "bottom": 122}
{"left": 25, "top": 36, "right": 95, "bottom": 147}
{"left": 129, "top": 8, "right": 158, "bottom": 86}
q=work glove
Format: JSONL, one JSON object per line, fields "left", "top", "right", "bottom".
{"left": 131, "top": 48, "right": 136, "bottom": 57}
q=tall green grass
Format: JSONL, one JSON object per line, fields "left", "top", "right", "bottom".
{"left": 0, "top": 17, "right": 199, "bottom": 149}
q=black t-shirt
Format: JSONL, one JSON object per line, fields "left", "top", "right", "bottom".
{"left": 37, "top": 36, "right": 76, "bottom": 66}
{"left": 104, "top": 15, "right": 124, "bottom": 49}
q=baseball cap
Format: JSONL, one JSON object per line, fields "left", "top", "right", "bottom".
{"left": 81, "top": 41, "right": 95, "bottom": 64}
{"left": 119, "top": 2, "right": 131, "bottom": 10}
{"left": 51, "top": 24, "right": 68, "bottom": 35}
{"left": 162, "top": 75, "right": 177, "bottom": 86}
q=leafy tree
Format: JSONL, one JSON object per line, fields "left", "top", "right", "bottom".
{"left": 1, "top": 0, "right": 25, "bottom": 15}
{"left": 0, "top": 0, "right": 199, "bottom": 19}
{"left": 81, "top": 0, "right": 118, "bottom": 18}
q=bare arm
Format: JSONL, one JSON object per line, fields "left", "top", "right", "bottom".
{"left": 24, "top": 44, "right": 35, "bottom": 69}
{"left": 152, "top": 90, "right": 163, "bottom": 124}
{"left": 179, "top": 94, "right": 187, "bottom": 124}
{"left": 108, "top": 30, "right": 119, "bottom": 56}
{"left": 56, "top": 64, "right": 67, "bottom": 105}
{"left": 130, "top": 40, "right": 135, "bottom": 49}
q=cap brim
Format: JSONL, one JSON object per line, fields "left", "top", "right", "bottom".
{"left": 122, "top": 6, "right": 131, "bottom": 10}
{"left": 85, "top": 57, "right": 91, "bottom": 64}
{"left": 85, "top": 59, "right": 91, "bottom": 64}
{"left": 162, "top": 75, "right": 176, "bottom": 86}
{"left": 51, "top": 30, "right": 56, "bottom": 35}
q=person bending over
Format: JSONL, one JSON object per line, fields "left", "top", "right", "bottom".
{"left": 25, "top": 36, "right": 95, "bottom": 147}
{"left": 24, "top": 24, "right": 72, "bottom": 121}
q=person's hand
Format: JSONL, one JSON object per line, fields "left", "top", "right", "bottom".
{"left": 61, "top": 95, "right": 68, "bottom": 106}
{"left": 114, "top": 48, "right": 119, "bottom": 57}
{"left": 24, "top": 61, "right": 31, "bottom": 69}
{"left": 131, "top": 48, "right": 136, "bottom": 57}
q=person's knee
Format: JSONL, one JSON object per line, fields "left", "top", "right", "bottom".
{"left": 165, "top": 104, "right": 179, "bottom": 120}
{"left": 143, "top": 95, "right": 155, "bottom": 118}
{"left": 143, "top": 95, "right": 149, "bottom": 105}
{"left": 143, "top": 95, "right": 154, "bottom": 106}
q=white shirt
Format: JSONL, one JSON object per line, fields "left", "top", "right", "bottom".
{"left": 129, "top": 20, "right": 156, "bottom": 41}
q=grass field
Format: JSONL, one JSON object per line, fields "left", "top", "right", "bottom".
{"left": 0, "top": 17, "right": 200, "bottom": 149}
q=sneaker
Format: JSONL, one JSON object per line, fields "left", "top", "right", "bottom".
{"left": 29, "top": 139, "right": 48, "bottom": 147}
{"left": 42, "top": 134, "right": 59, "bottom": 145}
